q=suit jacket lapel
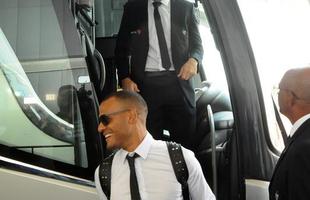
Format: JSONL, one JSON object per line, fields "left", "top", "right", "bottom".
{"left": 138, "top": 0, "right": 148, "bottom": 43}
{"left": 142, "top": 0, "right": 148, "bottom": 40}
{"left": 270, "top": 118, "right": 310, "bottom": 184}
{"left": 170, "top": 0, "right": 178, "bottom": 66}
{"left": 135, "top": 0, "right": 149, "bottom": 69}
{"left": 170, "top": 0, "right": 176, "bottom": 28}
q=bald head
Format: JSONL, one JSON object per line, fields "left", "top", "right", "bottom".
{"left": 278, "top": 66, "right": 310, "bottom": 123}
{"left": 280, "top": 67, "right": 310, "bottom": 101}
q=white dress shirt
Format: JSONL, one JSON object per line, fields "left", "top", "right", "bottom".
{"left": 95, "top": 133, "right": 215, "bottom": 200}
{"left": 289, "top": 113, "right": 310, "bottom": 137}
{"left": 145, "top": 0, "right": 175, "bottom": 71}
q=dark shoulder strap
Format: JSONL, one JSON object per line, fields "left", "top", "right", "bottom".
{"left": 166, "top": 141, "right": 190, "bottom": 200}
{"left": 98, "top": 153, "right": 115, "bottom": 199}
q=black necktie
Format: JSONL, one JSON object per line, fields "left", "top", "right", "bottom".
{"left": 126, "top": 153, "right": 141, "bottom": 200}
{"left": 153, "top": 1, "right": 171, "bottom": 70}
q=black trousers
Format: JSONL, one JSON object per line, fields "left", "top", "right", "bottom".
{"left": 140, "top": 72, "right": 196, "bottom": 150}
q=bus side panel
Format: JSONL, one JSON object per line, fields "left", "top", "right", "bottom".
{"left": 0, "top": 168, "right": 99, "bottom": 200}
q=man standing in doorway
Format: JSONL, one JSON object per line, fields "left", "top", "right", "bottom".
{"left": 269, "top": 66, "right": 310, "bottom": 200}
{"left": 115, "top": 0, "right": 203, "bottom": 150}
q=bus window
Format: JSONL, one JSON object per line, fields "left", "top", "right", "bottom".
{"left": 95, "top": 0, "right": 125, "bottom": 37}
{"left": 237, "top": 0, "right": 310, "bottom": 152}
{"left": 0, "top": 1, "right": 97, "bottom": 171}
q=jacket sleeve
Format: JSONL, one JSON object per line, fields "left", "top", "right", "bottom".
{"left": 114, "top": 3, "right": 132, "bottom": 82}
{"left": 187, "top": 4, "right": 204, "bottom": 72}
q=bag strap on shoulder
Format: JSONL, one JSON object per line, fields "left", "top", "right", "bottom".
{"left": 99, "top": 153, "right": 115, "bottom": 199}
{"left": 166, "top": 141, "right": 190, "bottom": 200}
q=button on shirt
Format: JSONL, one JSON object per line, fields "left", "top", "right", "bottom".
{"left": 94, "top": 133, "right": 215, "bottom": 200}
{"left": 145, "top": 0, "right": 175, "bottom": 72}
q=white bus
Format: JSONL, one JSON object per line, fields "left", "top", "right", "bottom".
{"left": 0, "top": 0, "right": 310, "bottom": 199}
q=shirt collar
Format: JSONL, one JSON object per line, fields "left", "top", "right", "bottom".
{"left": 289, "top": 113, "right": 310, "bottom": 137}
{"left": 152, "top": 0, "right": 169, "bottom": 7}
{"left": 119, "top": 133, "right": 154, "bottom": 163}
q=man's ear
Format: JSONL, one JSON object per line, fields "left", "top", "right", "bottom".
{"left": 288, "top": 91, "right": 297, "bottom": 107}
{"left": 128, "top": 109, "right": 138, "bottom": 124}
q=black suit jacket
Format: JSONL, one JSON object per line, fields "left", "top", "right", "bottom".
{"left": 115, "top": 0, "right": 203, "bottom": 107}
{"left": 269, "top": 118, "right": 310, "bottom": 200}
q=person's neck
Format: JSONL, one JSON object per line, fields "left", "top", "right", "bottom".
{"left": 123, "top": 126, "right": 147, "bottom": 152}
{"left": 289, "top": 106, "right": 310, "bottom": 124}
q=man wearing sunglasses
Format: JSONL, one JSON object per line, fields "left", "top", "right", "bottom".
{"left": 269, "top": 66, "right": 310, "bottom": 200}
{"left": 94, "top": 91, "right": 215, "bottom": 200}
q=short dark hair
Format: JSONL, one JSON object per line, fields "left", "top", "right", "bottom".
{"left": 103, "top": 91, "right": 148, "bottom": 115}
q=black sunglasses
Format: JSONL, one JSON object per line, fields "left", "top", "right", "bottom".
{"left": 99, "top": 109, "right": 131, "bottom": 126}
